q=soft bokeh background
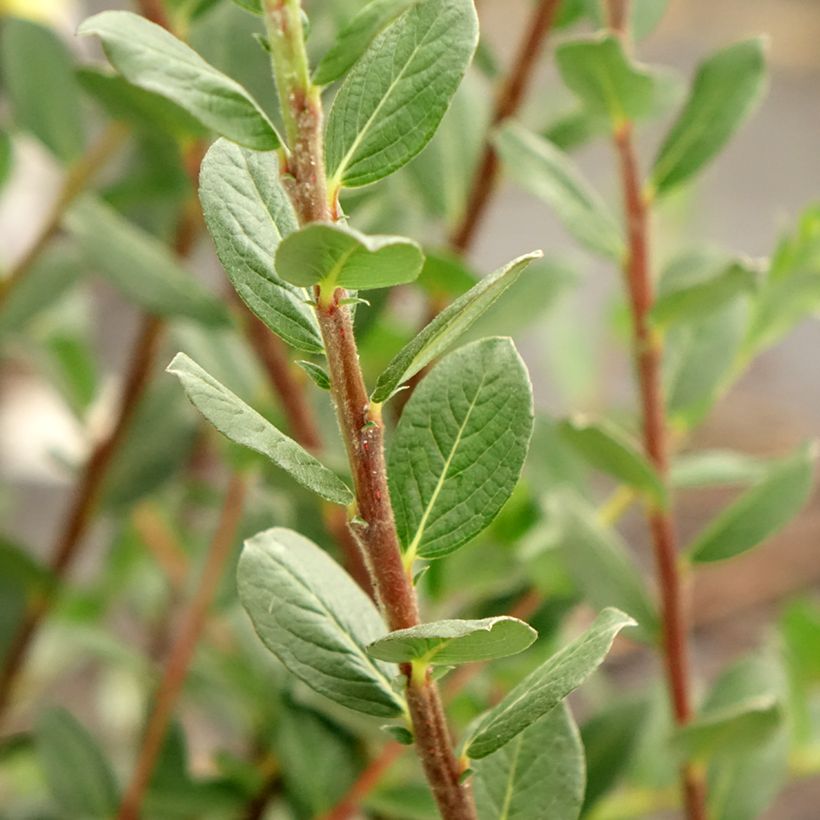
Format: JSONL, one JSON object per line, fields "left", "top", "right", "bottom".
{"left": 1, "top": 0, "right": 819, "bottom": 816}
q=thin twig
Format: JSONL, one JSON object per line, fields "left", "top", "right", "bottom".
{"left": 0, "top": 122, "right": 128, "bottom": 308}
{"left": 449, "top": 0, "right": 561, "bottom": 252}
{"left": 116, "top": 471, "right": 249, "bottom": 820}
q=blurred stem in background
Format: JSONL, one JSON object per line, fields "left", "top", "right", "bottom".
{"left": 606, "top": 2, "right": 706, "bottom": 818}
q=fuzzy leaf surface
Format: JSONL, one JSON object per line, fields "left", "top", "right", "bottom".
{"left": 199, "top": 139, "right": 323, "bottom": 353}
{"left": 238, "top": 527, "right": 404, "bottom": 716}
{"left": 325, "top": 0, "right": 478, "bottom": 188}
{"left": 389, "top": 338, "right": 533, "bottom": 560}
{"left": 167, "top": 353, "right": 353, "bottom": 505}
{"left": 79, "top": 11, "right": 280, "bottom": 149}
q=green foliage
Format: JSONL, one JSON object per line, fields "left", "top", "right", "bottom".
{"left": 650, "top": 38, "right": 767, "bottom": 197}
{"left": 275, "top": 222, "right": 423, "bottom": 290}
{"left": 472, "top": 703, "right": 585, "bottom": 820}
{"left": 389, "top": 338, "right": 533, "bottom": 560}
{"left": 367, "top": 616, "right": 537, "bottom": 665}
{"left": 325, "top": 0, "right": 478, "bottom": 188}
{"left": 199, "top": 139, "right": 323, "bottom": 353}
{"left": 79, "top": 11, "right": 280, "bottom": 149}
{"left": 1, "top": 18, "right": 85, "bottom": 163}
{"left": 237, "top": 527, "right": 404, "bottom": 716}
{"left": 466, "top": 608, "right": 636, "bottom": 759}
{"left": 168, "top": 353, "right": 353, "bottom": 504}
{"left": 493, "top": 123, "right": 623, "bottom": 260}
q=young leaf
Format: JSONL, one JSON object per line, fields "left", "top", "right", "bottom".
{"left": 543, "top": 491, "right": 659, "bottom": 642}
{"left": 296, "top": 360, "right": 331, "bottom": 390}
{"left": 671, "top": 450, "right": 768, "bottom": 489}
{"left": 64, "top": 197, "right": 228, "bottom": 326}
{"left": 237, "top": 527, "right": 404, "bottom": 717}
{"left": 325, "top": 0, "right": 478, "bottom": 188}
{"left": 473, "top": 704, "right": 585, "bottom": 820}
{"left": 198, "top": 139, "right": 323, "bottom": 353}
{"left": 367, "top": 616, "right": 537, "bottom": 665}
{"left": 274, "top": 222, "right": 423, "bottom": 291}
{"left": 167, "top": 353, "right": 353, "bottom": 505}
{"left": 465, "top": 608, "right": 635, "bottom": 759}
{"left": 651, "top": 260, "right": 759, "bottom": 328}
{"left": 1, "top": 18, "right": 85, "bottom": 163}
{"left": 493, "top": 123, "right": 624, "bottom": 261}
{"left": 35, "top": 709, "right": 119, "bottom": 819}
{"left": 555, "top": 34, "right": 657, "bottom": 127}
{"left": 558, "top": 416, "right": 666, "bottom": 507}
{"left": 371, "top": 251, "right": 542, "bottom": 402}
{"left": 688, "top": 443, "right": 816, "bottom": 563}
{"left": 78, "top": 11, "right": 280, "bottom": 150}
{"left": 650, "top": 38, "right": 767, "bottom": 197}
{"left": 313, "top": 0, "right": 420, "bottom": 86}
{"left": 389, "top": 338, "right": 534, "bottom": 560}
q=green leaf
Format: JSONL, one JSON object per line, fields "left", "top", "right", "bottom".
{"left": 675, "top": 695, "right": 782, "bottom": 762}
{"left": 558, "top": 416, "right": 666, "bottom": 506}
{"left": 651, "top": 261, "right": 760, "bottom": 328}
{"left": 77, "top": 67, "right": 206, "bottom": 138}
{"left": 493, "top": 123, "right": 624, "bottom": 261}
{"left": 325, "top": 0, "right": 478, "bottom": 188}
{"left": 65, "top": 197, "right": 227, "bottom": 325}
{"left": 688, "top": 443, "right": 816, "bottom": 563}
{"left": 671, "top": 450, "right": 768, "bottom": 489}
{"left": 389, "top": 338, "right": 533, "bottom": 560}
{"left": 367, "top": 616, "right": 537, "bottom": 665}
{"left": 274, "top": 222, "right": 423, "bottom": 291}
{"left": 313, "top": 0, "right": 420, "bottom": 85}
{"left": 372, "top": 251, "right": 542, "bottom": 402}
{"left": 650, "top": 38, "right": 767, "bottom": 197}
{"left": 296, "top": 360, "right": 331, "bottom": 390}
{"left": 167, "top": 353, "right": 353, "bottom": 505}
{"left": 543, "top": 491, "right": 659, "bottom": 642}
{"left": 1, "top": 18, "right": 85, "bottom": 163}
{"left": 555, "top": 34, "right": 657, "bottom": 127}
{"left": 198, "top": 139, "right": 323, "bottom": 354}
{"left": 473, "top": 703, "right": 585, "bottom": 820}
{"left": 35, "top": 709, "right": 119, "bottom": 819}
{"left": 465, "top": 608, "right": 635, "bottom": 759}
{"left": 78, "top": 11, "right": 280, "bottom": 150}
{"left": 237, "top": 527, "right": 404, "bottom": 717}
{"left": 0, "top": 130, "right": 13, "bottom": 191}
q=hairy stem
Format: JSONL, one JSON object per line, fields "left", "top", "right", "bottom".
{"left": 450, "top": 0, "right": 560, "bottom": 252}
{"left": 0, "top": 122, "right": 128, "bottom": 308}
{"left": 116, "top": 471, "right": 248, "bottom": 820}
{"left": 263, "top": 2, "right": 476, "bottom": 816}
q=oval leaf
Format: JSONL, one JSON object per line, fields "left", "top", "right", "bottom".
{"left": 465, "top": 608, "right": 636, "bottom": 759}
{"left": 65, "top": 197, "right": 228, "bottom": 326}
{"left": 687, "top": 442, "right": 816, "bottom": 563}
{"left": 325, "top": 0, "right": 478, "bottom": 188}
{"left": 650, "top": 38, "right": 767, "bottom": 197}
{"left": 35, "top": 709, "right": 119, "bottom": 820}
{"left": 367, "top": 616, "right": 537, "bottom": 665}
{"left": 473, "top": 704, "right": 585, "bottom": 820}
{"left": 167, "top": 353, "right": 353, "bottom": 505}
{"left": 389, "top": 337, "right": 534, "bottom": 561}
{"left": 238, "top": 527, "right": 404, "bottom": 717}
{"left": 78, "top": 11, "right": 280, "bottom": 150}
{"left": 493, "top": 123, "right": 624, "bottom": 261}
{"left": 199, "top": 139, "right": 323, "bottom": 353}
{"left": 558, "top": 416, "right": 666, "bottom": 507}
{"left": 274, "top": 222, "right": 423, "bottom": 290}
{"left": 371, "top": 251, "right": 542, "bottom": 403}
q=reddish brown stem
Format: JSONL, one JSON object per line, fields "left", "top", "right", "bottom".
{"left": 613, "top": 122, "right": 706, "bottom": 820}
{"left": 450, "top": 0, "right": 561, "bottom": 252}
{"left": 0, "top": 314, "right": 165, "bottom": 725}
{"left": 116, "top": 472, "right": 248, "bottom": 820}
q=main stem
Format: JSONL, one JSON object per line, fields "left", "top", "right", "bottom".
{"left": 263, "top": 3, "right": 476, "bottom": 817}
{"left": 614, "top": 123, "right": 706, "bottom": 820}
